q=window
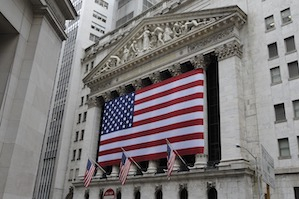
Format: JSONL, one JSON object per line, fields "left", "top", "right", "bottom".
{"left": 117, "top": 190, "right": 121, "bottom": 199}
{"left": 83, "top": 112, "right": 87, "bottom": 122}
{"left": 80, "top": 96, "right": 84, "bottom": 106}
{"left": 297, "top": 137, "right": 299, "bottom": 154}
{"left": 281, "top": 8, "right": 292, "bottom": 24}
{"left": 155, "top": 189, "right": 162, "bottom": 199}
{"left": 288, "top": 61, "right": 299, "bottom": 79}
{"left": 265, "top": 15, "right": 275, "bottom": 30}
{"left": 77, "top": 148, "right": 82, "bottom": 160}
{"left": 75, "top": 131, "right": 79, "bottom": 142}
{"left": 134, "top": 190, "right": 140, "bottom": 199}
{"left": 72, "top": 150, "right": 76, "bottom": 161}
{"left": 293, "top": 100, "right": 299, "bottom": 119}
{"left": 69, "top": 169, "right": 73, "bottom": 181}
{"left": 285, "top": 36, "right": 296, "bottom": 53}
{"left": 80, "top": 130, "right": 85, "bottom": 140}
{"left": 95, "top": 0, "right": 108, "bottom": 9}
{"left": 268, "top": 42, "right": 278, "bottom": 59}
{"left": 89, "top": 33, "right": 100, "bottom": 42}
{"left": 295, "top": 187, "right": 299, "bottom": 199}
{"left": 278, "top": 138, "right": 290, "bottom": 157}
{"left": 180, "top": 188, "right": 188, "bottom": 199}
{"left": 116, "top": 11, "right": 134, "bottom": 27}
{"left": 118, "top": 0, "right": 131, "bottom": 9}
{"left": 270, "top": 67, "right": 281, "bottom": 84}
{"left": 85, "top": 64, "right": 89, "bottom": 73}
{"left": 208, "top": 188, "right": 217, "bottom": 199}
{"left": 274, "top": 103, "right": 286, "bottom": 122}
{"left": 77, "top": 114, "right": 81, "bottom": 124}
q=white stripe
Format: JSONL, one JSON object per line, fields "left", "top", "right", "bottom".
{"left": 135, "top": 73, "right": 204, "bottom": 101}
{"left": 98, "top": 139, "right": 204, "bottom": 163}
{"left": 134, "top": 86, "right": 204, "bottom": 111}
{"left": 134, "top": 98, "right": 204, "bottom": 122}
{"left": 100, "top": 112, "right": 204, "bottom": 142}
{"left": 99, "top": 125, "right": 203, "bottom": 151}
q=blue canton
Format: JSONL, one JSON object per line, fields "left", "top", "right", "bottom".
{"left": 101, "top": 92, "right": 135, "bottom": 134}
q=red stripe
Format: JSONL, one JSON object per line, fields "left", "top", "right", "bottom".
{"left": 135, "top": 80, "right": 203, "bottom": 105}
{"left": 98, "top": 147, "right": 204, "bottom": 167}
{"left": 136, "top": 68, "right": 204, "bottom": 94}
{"left": 133, "top": 106, "right": 203, "bottom": 126}
{"left": 99, "top": 133, "right": 204, "bottom": 156}
{"left": 134, "top": 92, "right": 203, "bottom": 116}
{"left": 100, "top": 119, "right": 203, "bottom": 145}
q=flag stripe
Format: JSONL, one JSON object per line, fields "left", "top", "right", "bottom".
{"left": 98, "top": 69, "right": 204, "bottom": 167}
{"left": 84, "top": 159, "right": 96, "bottom": 187}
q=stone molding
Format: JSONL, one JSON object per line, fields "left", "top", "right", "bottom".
{"left": 87, "top": 97, "right": 101, "bottom": 108}
{"left": 215, "top": 40, "right": 243, "bottom": 61}
{"left": 83, "top": 6, "right": 247, "bottom": 87}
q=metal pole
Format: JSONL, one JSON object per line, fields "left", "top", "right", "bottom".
{"left": 236, "top": 144, "right": 262, "bottom": 199}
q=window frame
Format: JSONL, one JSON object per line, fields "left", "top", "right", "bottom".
{"left": 278, "top": 138, "right": 291, "bottom": 158}
{"left": 270, "top": 66, "right": 282, "bottom": 85}
{"left": 268, "top": 42, "right": 279, "bottom": 59}
{"left": 274, "top": 103, "right": 286, "bottom": 123}
{"left": 265, "top": 15, "right": 275, "bottom": 31}
{"left": 284, "top": 36, "right": 296, "bottom": 53}
{"left": 287, "top": 61, "right": 299, "bottom": 79}
{"left": 293, "top": 100, "right": 299, "bottom": 119}
{"left": 281, "top": 8, "right": 292, "bottom": 25}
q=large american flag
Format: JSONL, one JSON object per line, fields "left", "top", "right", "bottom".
{"left": 119, "top": 152, "right": 131, "bottom": 185}
{"left": 98, "top": 68, "right": 204, "bottom": 167}
{"left": 84, "top": 159, "right": 96, "bottom": 187}
{"left": 167, "top": 142, "right": 176, "bottom": 177}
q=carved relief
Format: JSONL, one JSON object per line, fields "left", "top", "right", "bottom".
{"left": 92, "top": 17, "right": 219, "bottom": 78}
{"left": 215, "top": 40, "right": 243, "bottom": 61}
{"left": 87, "top": 97, "right": 101, "bottom": 108}
{"left": 168, "top": 63, "right": 181, "bottom": 77}
{"left": 190, "top": 54, "right": 206, "bottom": 69}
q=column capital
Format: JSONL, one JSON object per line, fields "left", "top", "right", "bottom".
{"left": 190, "top": 54, "right": 207, "bottom": 69}
{"left": 87, "top": 97, "right": 102, "bottom": 108}
{"left": 168, "top": 63, "right": 181, "bottom": 77}
{"left": 215, "top": 40, "right": 243, "bottom": 61}
{"left": 149, "top": 71, "right": 162, "bottom": 84}
{"left": 132, "top": 79, "right": 142, "bottom": 90}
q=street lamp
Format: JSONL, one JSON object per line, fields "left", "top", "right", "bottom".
{"left": 236, "top": 144, "right": 262, "bottom": 199}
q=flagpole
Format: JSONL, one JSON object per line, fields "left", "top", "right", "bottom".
{"left": 121, "top": 148, "right": 143, "bottom": 173}
{"left": 89, "top": 157, "right": 107, "bottom": 173}
{"left": 166, "top": 139, "right": 191, "bottom": 170}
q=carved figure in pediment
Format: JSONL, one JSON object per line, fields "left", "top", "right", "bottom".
{"left": 182, "top": 19, "right": 199, "bottom": 33}
{"left": 110, "top": 55, "right": 121, "bottom": 66}
{"left": 137, "top": 26, "right": 151, "bottom": 51}
{"left": 173, "top": 22, "right": 182, "bottom": 37}
{"left": 163, "top": 24, "right": 173, "bottom": 42}
{"left": 153, "top": 26, "right": 164, "bottom": 46}
{"left": 129, "top": 40, "right": 138, "bottom": 58}
{"left": 122, "top": 45, "right": 129, "bottom": 63}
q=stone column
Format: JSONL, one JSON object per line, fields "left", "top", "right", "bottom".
{"left": 190, "top": 54, "right": 208, "bottom": 168}
{"left": 215, "top": 40, "right": 244, "bottom": 168}
{"left": 82, "top": 97, "right": 104, "bottom": 177}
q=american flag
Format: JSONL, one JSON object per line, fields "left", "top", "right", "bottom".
{"left": 167, "top": 142, "right": 176, "bottom": 177}
{"left": 98, "top": 68, "right": 204, "bottom": 166}
{"left": 84, "top": 159, "right": 96, "bottom": 187}
{"left": 119, "top": 152, "right": 131, "bottom": 185}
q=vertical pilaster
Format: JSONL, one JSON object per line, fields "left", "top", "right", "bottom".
{"left": 215, "top": 41, "right": 244, "bottom": 167}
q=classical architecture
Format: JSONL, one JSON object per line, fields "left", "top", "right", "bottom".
{"left": 69, "top": 0, "right": 298, "bottom": 198}
{"left": 0, "top": 0, "right": 76, "bottom": 199}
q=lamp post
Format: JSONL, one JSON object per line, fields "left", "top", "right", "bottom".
{"left": 236, "top": 144, "right": 262, "bottom": 199}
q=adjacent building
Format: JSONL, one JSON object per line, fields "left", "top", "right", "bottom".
{"left": 0, "top": 1, "right": 76, "bottom": 199}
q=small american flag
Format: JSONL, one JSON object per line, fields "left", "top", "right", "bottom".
{"left": 167, "top": 142, "right": 176, "bottom": 177}
{"left": 119, "top": 152, "right": 131, "bottom": 185}
{"left": 84, "top": 159, "right": 96, "bottom": 187}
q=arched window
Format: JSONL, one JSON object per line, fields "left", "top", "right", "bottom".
{"left": 134, "top": 190, "right": 140, "bottom": 199}
{"left": 155, "top": 189, "right": 163, "bottom": 199}
{"left": 117, "top": 190, "right": 121, "bottom": 199}
{"left": 180, "top": 188, "right": 188, "bottom": 199}
{"left": 208, "top": 188, "right": 217, "bottom": 199}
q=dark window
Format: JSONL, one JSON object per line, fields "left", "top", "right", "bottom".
{"left": 80, "top": 130, "right": 85, "bottom": 140}
{"left": 288, "top": 61, "right": 299, "bottom": 78}
{"left": 274, "top": 103, "right": 286, "bottom": 122}
{"left": 293, "top": 100, "right": 299, "bottom": 119}
{"left": 294, "top": 187, "right": 299, "bottom": 199}
{"left": 83, "top": 112, "right": 87, "bottom": 122}
{"left": 265, "top": 15, "right": 275, "bottom": 30}
{"left": 285, "top": 36, "right": 296, "bottom": 53}
{"left": 206, "top": 54, "right": 221, "bottom": 165}
{"left": 278, "top": 138, "right": 290, "bottom": 157}
{"left": 78, "top": 114, "right": 81, "bottom": 123}
{"left": 208, "top": 188, "right": 218, "bottom": 199}
{"left": 75, "top": 131, "right": 79, "bottom": 142}
{"left": 117, "top": 191, "right": 121, "bottom": 199}
{"left": 268, "top": 42, "right": 278, "bottom": 59}
{"left": 72, "top": 150, "right": 76, "bottom": 161}
{"left": 134, "top": 190, "right": 140, "bottom": 199}
{"left": 80, "top": 96, "right": 84, "bottom": 106}
{"left": 180, "top": 188, "right": 188, "bottom": 199}
{"left": 281, "top": 8, "right": 292, "bottom": 24}
{"left": 270, "top": 67, "right": 281, "bottom": 84}
{"left": 77, "top": 148, "right": 82, "bottom": 160}
{"left": 155, "top": 189, "right": 163, "bottom": 199}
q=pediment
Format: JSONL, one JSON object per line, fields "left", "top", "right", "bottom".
{"left": 83, "top": 5, "right": 246, "bottom": 86}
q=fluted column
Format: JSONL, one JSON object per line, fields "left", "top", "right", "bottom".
{"left": 190, "top": 54, "right": 208, "bottom": 168}
{"left": 215, "top": 40, "right": 244, "bottom": 168}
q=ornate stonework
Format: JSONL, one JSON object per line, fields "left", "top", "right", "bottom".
{"left": 87, "top": 97, "right": 101, "bottom": 108}
{"left": 190, "top": 54, "right": 206, "bottom": 69}
{"left": 215, "top": 40, "right": 243, "bottom": 61}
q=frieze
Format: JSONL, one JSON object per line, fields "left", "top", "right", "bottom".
{"left": 215, "top": 40, "right": 243, "bottom": 61}
{"left": 188, "top": 27, "right": 235, "bottom": 53}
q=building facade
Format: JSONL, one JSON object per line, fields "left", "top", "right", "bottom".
{"left": 33, "top": 0, "right": 117, "bottom": 198}
{"left": 74, "top": 0, "right": 298, "bottom": 198}
{"left": 0, "top": 0, "right": 76, "bottom": 199}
